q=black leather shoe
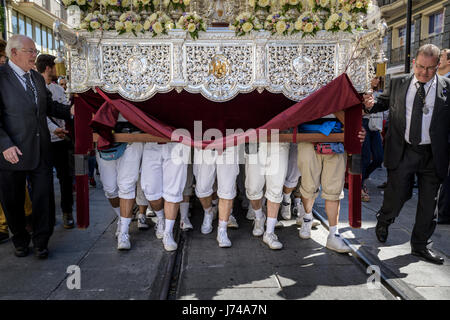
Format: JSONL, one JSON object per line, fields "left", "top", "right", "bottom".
{"left": 63, "top": 212, "right": 75, "bottom": 229}
{"left": 375, "top": 221, "right": 389, "bottom": 243}
{"left": 0, "top": 232, "right": 9, "bottom": 244}
{"left": 14, "top": 246, "right": 29, "bottom": 257}
{"left": 411, "top": 248, "right": 444, "bottom": 265}
{"left": 34, "top": 247, "right": 49, "bottom": 259}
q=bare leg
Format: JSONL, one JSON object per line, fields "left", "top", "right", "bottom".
{"left": 150, "top": 198, "right": 164, "bottom": 212}
{"left": 164, "top": 201, "right": 180, "bottom": 220}
{"left": 267, "top": 200, "right": 280, "bottom": 219}
{"left": 219, "top": 198, "right": 233, "bottom": 222}
{"left": 108, "top": 197, "right": 120, "bottom": 208}
{"left": 120, "top": 199, "right": 135, "bottom": 218}
{"left": 325, "top": 200, "right": 340, "bottom": 227}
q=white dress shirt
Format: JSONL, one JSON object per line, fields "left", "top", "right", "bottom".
{"left": 47, "top": 83, "right": 69, "bottom": 143}
{"left": 405, "top": 75, "right": 436, "bottom": 145}
{"left": 8, "top": 60, "right": 37, "bottom": 104}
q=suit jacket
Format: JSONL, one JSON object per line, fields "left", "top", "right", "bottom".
{"left": 370, "top": 74, "right": 450, "bottom": 180}
{"left": 0, "top": 63, "right": 71, "bottom": 171}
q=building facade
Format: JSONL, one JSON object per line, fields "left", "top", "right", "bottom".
{"left": 1, "top": 0, "right": 67, "bottom": 55}
{"left": 378, "top": 0, "right": 450, "bottom": 75}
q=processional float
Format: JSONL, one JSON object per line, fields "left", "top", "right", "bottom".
{"left": 54, "top": 0, "right": 387, "bottom": 229}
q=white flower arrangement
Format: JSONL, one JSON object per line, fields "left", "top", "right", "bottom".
{"left": 79, "top": 10, "right": 111, "bottom": 31}
{"left": 115, "top": 11, "right": 143, "bottom": 35}
{"left": 102, "top": 0, "right": 131, "bottom": 12}
{"left": 311, "top": 0, "right": 331, "bottom": 13}
{"left": 279, "top": 0, "right": 302, "bottom": 14}
{"left": 292, "top": 11, "right": 322, "bottom": 37}
{"left": 177, "top": 12, "right": 206, "bottom": 40}
{"left": 230, "top": 12, "right": 262, "bottom": 36}
{"left": 264, "top": 12, "right": 293, "bottom": 35}
{"left": 324, "top": 10, "right": 352, "bottom": 33}
{"left": 62, "top": 0, "right": 95, "bottom": 11}
{"left": 143, "top": 11, "right": 174, "bottom": 37}
{"left": 248, "top": 0, "right": 272, "bottom": 12}
{"left": 131, "top": 0, "right": 155, "bottom": 12}
{"left": 163, "top": 0, "right": 191, "bottom": 11}
{"left": 338, "top": 0, "right": 371, "bottom": 14}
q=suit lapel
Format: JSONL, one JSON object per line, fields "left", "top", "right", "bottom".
{"left": 431, "top": 75, "right": 446, "bottom": 128}
{"left": 5, "top": 63, "right": 37, "bottom": 110}
{"left": 398, "top": 74, "right": 413, "bottom": 133}
{"left": 30, "top": 71, "right": 41, "bottom": 113}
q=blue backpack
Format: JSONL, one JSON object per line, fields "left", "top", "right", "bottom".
{"left": 98, "top": 143, "right": 127, "bottom": 161}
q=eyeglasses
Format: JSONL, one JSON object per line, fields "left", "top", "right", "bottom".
{"left": 415, "top": 63, "right": 438, "bottom": 73}
{"left": 20, "top": 48, "right": 40, "bottom": 55}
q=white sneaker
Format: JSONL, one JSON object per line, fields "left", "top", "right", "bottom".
{"left": 326, "top": 234, "right": 351, "bottom": 253}
{"left": 180, "top": 216, "right": 193, "bottom": 231}
{"left": 145, "top": 207, "right": 155, "bottom": 218}
{"left": 252, "top": 214, "right": 266, "bottom": 237}
{"left": 217, "top": 228, "right": 232, "bottom": 248}
{"left": 115, "top": 219, "right": 121, "bottom": 238}
{"left": 280, "top": 201, "right": 291, "bottom": 220}
{"left": 275, "top": 220, "right": 284, "bottom": 228}
{"left": 227, "top": 214, "right": 239, "bottom": 229}
{"left": 137, "top": 214, "right": 150, "bottom": 230}
{"left": 246, "top": 206, "right": 255, "bottom": 220}
{"left": 163, "top": 233, "right": 178, "bottom": 251}
{"left": 155, "top": 218, "right": 165, "bottom": 239}
{"left": 117, "top": 232, "right": 131, "bottom": 250}
{"left": 298, "top": 216, "right": 313, "bottom": 239}
{"left": 263, "top": 232, "right": 283, "bottom": 250}
{"left": 201, "top": 212, "right": 214, "bottom": 234}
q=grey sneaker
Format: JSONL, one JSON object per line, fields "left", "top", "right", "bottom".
{"left": 180, "top": 215, "right": 193, "bottom": 231}
{"left": 280, "top": 201, "right": 291, "bottom": 220}
{"left": 155, "top": 218, "right": 165, "bottom": 239}
{"left": 227, "top": 214, "right": 239, "bottom": 229}
{"left": 299, "top": 216, "right": 313, "bottom": 239}
{"left": 115, "top": 219, "right": 121, "bottom": 238}
{"left": 246, "top": 206, "right": 255, "bottom": 220}
{"left": 137, "top": 214, "right": 150, "bottom": 230}
{"left": 201, "top": 211, "right": 214, "bottom": 234}
{"left": 217, "top": 228, "right": 232, "bottom": 248}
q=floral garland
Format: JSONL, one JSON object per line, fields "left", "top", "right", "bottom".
{"left": 144, "top": 11, "right": 174, "bottom": 37}
{"left": 79, "top": 10, "right": 111, "bottom": 31}
{"left": 324, "top": 10, "right": 353, "bottom": 33}
{"left": 264, "top": 12, "right": 293, "bottom": 35}
{"left": 163, "top": 0, "right": 191, "bottom": 11}
{"left": 62, "top": 0, "right": 95, "bottom": 11}
{"left": 249, "top": 0, "right": 272, "bottom": 12}
{"left": 131, "top": 0, "right": 155, "bottom": 12}
{"left": 280, "top": 0, "right": 302, "bottom": 14}
{"left": 311, "top": 0, "right": 331, "bottom": 13}
{"left": 338, "top": 0, "right": 371, "bottom": 14}
{"left": 230, "top": 12, "right": 262, "bottom": 36}
{"left": 292, "top": 11, "right": 322, "bottom": 37}
{"left": 177, "top": 12, "right": 206, "bottom": 40}
{"left": 115, "top": 11, "right": 143, "bottom": 35}
{"left": 101, "top": 0, "right": 131, "bottom": 12}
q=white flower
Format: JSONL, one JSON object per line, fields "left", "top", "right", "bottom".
{"left": 163, "top": 0, "right": 170, "bottom": 6}
{"left": 149, "top": 13, "right": 158, "bottom": 22}
{"left": 294, "top": 19, "right": 302, "bottom": 30}
{"left": 153, "top": 21, "right": 163, "bottom": 33}
{"left": 62, "top": 0, "right": 72, "bottom": 6}
{"left": 339, "top": 21, "right": 348, "bottom": 31}
{"left": 304, "top": 22, "right": 314, "bottom": 33}
{"left": 183, "top": 0, "right": 190, "bottom": 5}
{"left": 102, "top": 22, "right": 110, "bottom": 30}
{"left": 249, "top": 0, "right": 256, "bottom": 7}
{"left": 76, "top": 0, "right": 86, "bottom": 5}
{"left": 143, "top": 19, "right": 151, "bottom": 30}
{"left": 166, "top": 22, "right": 175, "bottom": 30}
{"left": 135, "top": 23, "right": 143, "bottom": 33}
{"left": 307, "top": 0, "right": 314, "bottom": 8}
{"left": 343, "top": 4, "right": 351, "bottom": 11}
{"left": 124, "top": 21, "right": 133, "bottom": 32}
{"left": 275, "top": 20, "right": 286, "bottom": 34}
{"left": 153, "top": 0, "right": 160, "bottom": 5}
{"left": 242, "top": 22, "right": 253, "bottom": 33}
{"left": 79, "top": 21, "right": 88, "bottom": 29}
{"left": 319, "top": 0, "right": 329, "bottom": 7}
{"left": 187, "top": 23, "right": 196, "bottom": 32}
{"left": 324, "top": 20, "right": 333, "bottom": 30}
{"left": 90, "top": 21, "right": 100, "bottom": 29}
{"left": 115, "top": 21, "right": 124, "bottom": 30}
{"left": 288, "top": 0, "right": 299, "bottom": 5}
{"left": 356, "top": 1, "right": 363, "bottom": 9}
{"left": 329, "top": 13, "right": 339, "bottom": 23}
{"left": 122, "top": 0, "right": 130, "bottom": 6}
{"left": 258, "top": 0, "right": 270, "bottom": 7}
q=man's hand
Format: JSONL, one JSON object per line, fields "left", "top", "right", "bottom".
{"left": 2, "top": 146, "right": 23, "bottom": 164}
{"left": 54, "top": 128, "right": 69, "bottom": 140}
{"left": 363, "top": 93, "right": 375, "bottom": 110}
{"left": 70, "top": 105, "right": 75, "bottom": 116}
{"left": 358, "top": 128, "right": 366, "bottom": 144}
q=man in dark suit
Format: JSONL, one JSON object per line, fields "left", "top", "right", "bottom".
{"left": 363, "top": 44, "right": 450, "bottom": 264}
{"left": 0, "top": 35, "right": 72, "bottom": 259}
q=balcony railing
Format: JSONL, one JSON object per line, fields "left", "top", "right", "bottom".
{"left": 419, "top": 33, "right": 443, "bottom": 48}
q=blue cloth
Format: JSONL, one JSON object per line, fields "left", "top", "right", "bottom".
{"left": 298, "top": 121, "right": 343, "bottom": 136}
{"left": 361, "top": 118, "right": 384, "bottom": 182}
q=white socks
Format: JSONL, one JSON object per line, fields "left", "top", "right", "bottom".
{"left": 113, "top": 207, "right": 121, "bottom": 218}
{"left": 165, "top": 219, "right": 175, "bottom": 235}
{"left": 180, "top": 202, "right": 189, "bottom": 219}
{"left": 329, "top": 225, "right": 338, "bottom": 236}
{"left": 120, "top": 217, "right": 131, "bottom": 234}
{"left": 204, "top": 207, "right": 213, "bottom": 215}
{"left": 266, "top": 217, "right": 277, "bottom": 234}
{"left": 254, "top": 208, "right": 264, "bottom": 220}
{"left": 283, "top": 192, "right": 291, "bottom": 203}
{"left": 155, "top": 209, "right": 164, "bottom": 220}
{"left": 304, "top": 212, "right": 313, "bottom": 220}
{"left": 218, "top": 220, "right": 228, "bottom": 231}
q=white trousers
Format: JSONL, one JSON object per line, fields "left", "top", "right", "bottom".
{"left": 193, "top": 146, "right": 239, "bottom": 200}
{"left": 284, "top": 143, "right": 302, "bottom": 188}
{"left": 141, "top": 143, "right": 190, "bottom": 203}
{"left": 96, "top": 142, "right": 144, "bottom": 199}
{"left": 245, "top": 142, "right": 290, "bottom": 203}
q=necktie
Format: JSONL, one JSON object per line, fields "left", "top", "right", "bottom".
{"left": 409, "top": 82, "right": 425, "bottom": 146}
{"left": 23, "top": 72, "right": 37, "bottom": 105}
